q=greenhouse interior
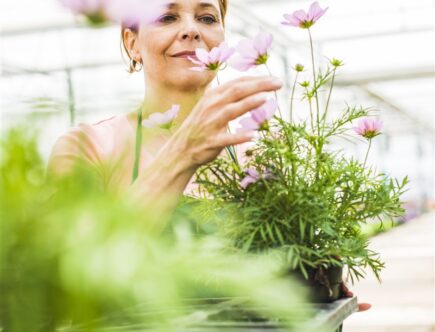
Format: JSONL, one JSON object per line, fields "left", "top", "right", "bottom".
{"left": 1, "top": 0, "right": 434, "bottom": 331}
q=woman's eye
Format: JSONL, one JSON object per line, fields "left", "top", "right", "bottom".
{"left": 159, "top": 15, "right": 177, "bottom": 23}
{"left": 199, "top": 15, "right": 217, "bottom": 24}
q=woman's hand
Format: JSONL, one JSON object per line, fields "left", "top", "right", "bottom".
{"left": 168, "top": 76, "right": 283, "bottom": 171}
{"left": 341, "top": 282, "right": 372, "bottom": 312}
{"left": 128, "top": 76, "right": 282, "bottom": 230}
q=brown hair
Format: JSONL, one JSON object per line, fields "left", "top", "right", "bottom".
{"left": 121, "top": 0, "right": 228, "bottom": 73}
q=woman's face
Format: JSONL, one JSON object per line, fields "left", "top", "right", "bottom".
{"left": 134, "top": 0, "right": 225, "bottom": 92}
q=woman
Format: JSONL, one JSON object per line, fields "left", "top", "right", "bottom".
{"left": 48, "top": 0, "right": 281, "bottom": 201}
{"left": 48, "top": 0, "right": 369, "bottom": 311}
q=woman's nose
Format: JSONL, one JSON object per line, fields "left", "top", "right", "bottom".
{"left": 182, "top": 31, "right": 200, "bottom": 41}
{"left": 180, "top": 20, "right": 201, "bottom": 41}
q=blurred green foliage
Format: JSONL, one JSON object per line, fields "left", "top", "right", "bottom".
{"left": 0, "top": 128, "right": 313, "bottom": 332}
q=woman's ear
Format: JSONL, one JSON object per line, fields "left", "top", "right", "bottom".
{"left": 123, "top": 28, "right": 140, "bottom": 61}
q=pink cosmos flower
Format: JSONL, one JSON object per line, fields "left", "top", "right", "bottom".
{"left": 59, "top": 0, "right": 106, "bottom": 18}
{"left": 281, "top": 2, "right": 328, "bottom": 29}
{"left": 240, "top": 167, "right": 261, "bottom": 189}
{"left": 238, "top": 99, "right": 277, "bottom": 131}
{"left": 142, "top": 104, "right": 180, "bottom": 129}
{"left": 106, "top": 0, "right": 167, "bottom": 26}
{"left": 240, "top": 167, "right": 274, "bottom": 189}
{"left": 188, "top": 42, "right": 235, "bottom": 72}
{"left": 354, "top": 118, "right": 383, "bottom": 139}
{"left": 59, "top": 0, "right": 166, "bottom": 26}
{"left": 229, "top": 30, "right": 273, "bottom": 72}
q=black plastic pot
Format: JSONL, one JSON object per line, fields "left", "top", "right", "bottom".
{"left": 291, "top": 265, "right": 343, "bottom": 303}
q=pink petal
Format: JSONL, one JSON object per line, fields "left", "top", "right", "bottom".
{"left": 281, "top": 13, "right": 302, "bottom": 27}
{"left": 263, "top": 99, "right": 277, "bottom": 120}
{"left": 253, "top": 30, "right": 273, "bottom": 55}
{"left": 142, "top": 119, "right": 156, "bottom": 128}
{"left": 251, "top": 108, "right": 267, "bottom": 124}
{"left": 106, "top": 0, "right": 166, "bottom": 26}
{"left": 240, "top": 175, "right": 257, "bottom": 189}
{"left": 246, "top": 167, "right": 260, "bottom": 179}
{"left": 187, "top": 56, "right": 204, "bottom": 66}
{"left": 293, "top": 9, "right": 308, "bottom": 22}
{"left": 209, "top": 47, "right": 221, "bottom": 63}
{"left": 374, "top": 119, "right": 383, "bottom": 131}
{"left": 236, "top": 39, "right": 258, "bottom": 59}
{"left": 308, "top": 1, "right": 328, "bottom": 21}
{"left": 283, "top": 13, "right": 294, "bottom": 21}
{"left": 195, "top": 48, "right": 210, "bottom": 64}
{"left": 165, "top": 104, "right": 180, "bottom": 119}
{"left": 148, "top": 113, "right": 164, "bottom": 122}
{"left": 353, "top": 126, "right": 363, "bottom": 136}
{"left": 239, "top": 117, "right": 259, "bottom": 130}
{"left": 218, "top": 43, "right": 235, "bottom": 63}
{"left": 189, "top": 66, "right": 206, "bottom": 72}
{"left": 229, "top": 57, "right": 255, "bottom": 72}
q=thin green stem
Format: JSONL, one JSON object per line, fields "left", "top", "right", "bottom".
{"left": 131, "top": 106, "right": 143, "bottom": 184}
{"left": 216, "top": 72, "right": 221, "bottom": 86}
{"left": 321, "top": 68, "right": 336, "bottom": 135}
{"left": 305, "top": 89, "right": 314, "bottom": 134}
{"left": 264, "top": 63, "right": 283, "bottom": 119}
{"left": 216, "top": 71, "right": 239, "bottom": 165}
{"left": 363, "top": 139, "right": 372, "bottom": 169}
{"left": 307, "top": 29, "right": 320, "bottom": 137}
{"left": 289, "top": 72, "right": 299, "bottom": 123}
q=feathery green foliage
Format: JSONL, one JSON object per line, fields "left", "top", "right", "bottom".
{"left": 196, "top": 61, "right": 407, "bottom": 284}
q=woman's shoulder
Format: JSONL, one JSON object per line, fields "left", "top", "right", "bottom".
{"left": 55, "top": 114, "right": 132, "bottom": 149}
{"left": 47, "top": 114, "right": 132, "bottom": 176}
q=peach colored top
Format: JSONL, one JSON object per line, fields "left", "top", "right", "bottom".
{"left": 47, "top": 114, "right": 249, "bottom": 195}
{"left": 47, "top": 114, "right": 176, "bottom": 194}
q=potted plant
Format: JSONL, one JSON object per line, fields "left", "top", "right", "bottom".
{"left": 195, "top": 2, "right": 408, "bottom": 303}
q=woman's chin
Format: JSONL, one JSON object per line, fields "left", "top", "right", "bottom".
{"left": 168, "top": 69, "right": 214, "bottom": 90}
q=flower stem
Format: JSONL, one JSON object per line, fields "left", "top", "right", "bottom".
{"left": 289, "top": 72, "right": 299, "bottom": 123}
{"left": 363, "top": 139, "right": 372, "bottom": 169}
{"left": 321, "top": 67, "right": 336, "bottom": 135}
{"left": 217, "top": 72, "right": 239, "bottom": 165}
{"left": 264, "top": 63, "right": 283, "bottom": 119}
{"left": 131, "top": 105, "right": 143, "bottom": 184}
{"left": 305, "top": 88, "right": 314, "bottom": 133}
{"left": 308, "top": 29, "right": 320, "bottom": 136}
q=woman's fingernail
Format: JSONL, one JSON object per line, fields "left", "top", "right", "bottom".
{"left": 255, "top": 95, "right": 268, "bottom": 103}
{"left": 271, "top": 78, "right": 283, "bottom": 87}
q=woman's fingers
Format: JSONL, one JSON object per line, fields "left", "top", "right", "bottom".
{"left": 217, "top": 76, "right": 283, "bottom": 105}
{"left": 218, "top": 93, "right": 269, "bottom": 125}
{"left": 214, "top": 132, "right": 255, "bottom": 148}
{"left": 358, "top": 303, "right": 372, "bottom": 312}
{"left": 341, "top": 282, "right": 353, "bottom": 297}
{"left": 341, "top": 282, "right": 371, "bottom": 312}
{"left": 214, "top": 75, "right": 269, "bottom": 94}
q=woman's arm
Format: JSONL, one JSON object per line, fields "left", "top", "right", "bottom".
{"left": 125, "top": 76, "right": 283, "bottom": 232}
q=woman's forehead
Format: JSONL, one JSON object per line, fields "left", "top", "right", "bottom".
{"left": 164, "top": 0, "right": 221, "bottom": 12}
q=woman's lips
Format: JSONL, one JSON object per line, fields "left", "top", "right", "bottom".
{"left": 175, "top": 55, "right": 194, "bottom": 59}
{"left": 171, "top": 52, "right": 197, "bottom": 60}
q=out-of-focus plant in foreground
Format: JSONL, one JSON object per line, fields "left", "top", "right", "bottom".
{"left": 0, "top": 128, "right": 314, "bottom": 332}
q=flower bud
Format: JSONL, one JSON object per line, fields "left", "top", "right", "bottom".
{"left": 330, "top": 58, "right": 344, "bottom": 67}
{"left": 294, "top": 64, "right": 305, "bottom": 72}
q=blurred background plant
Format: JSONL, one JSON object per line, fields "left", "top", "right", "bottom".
{"left": 0, "top": 127, "right": 317, "bottom": 332}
